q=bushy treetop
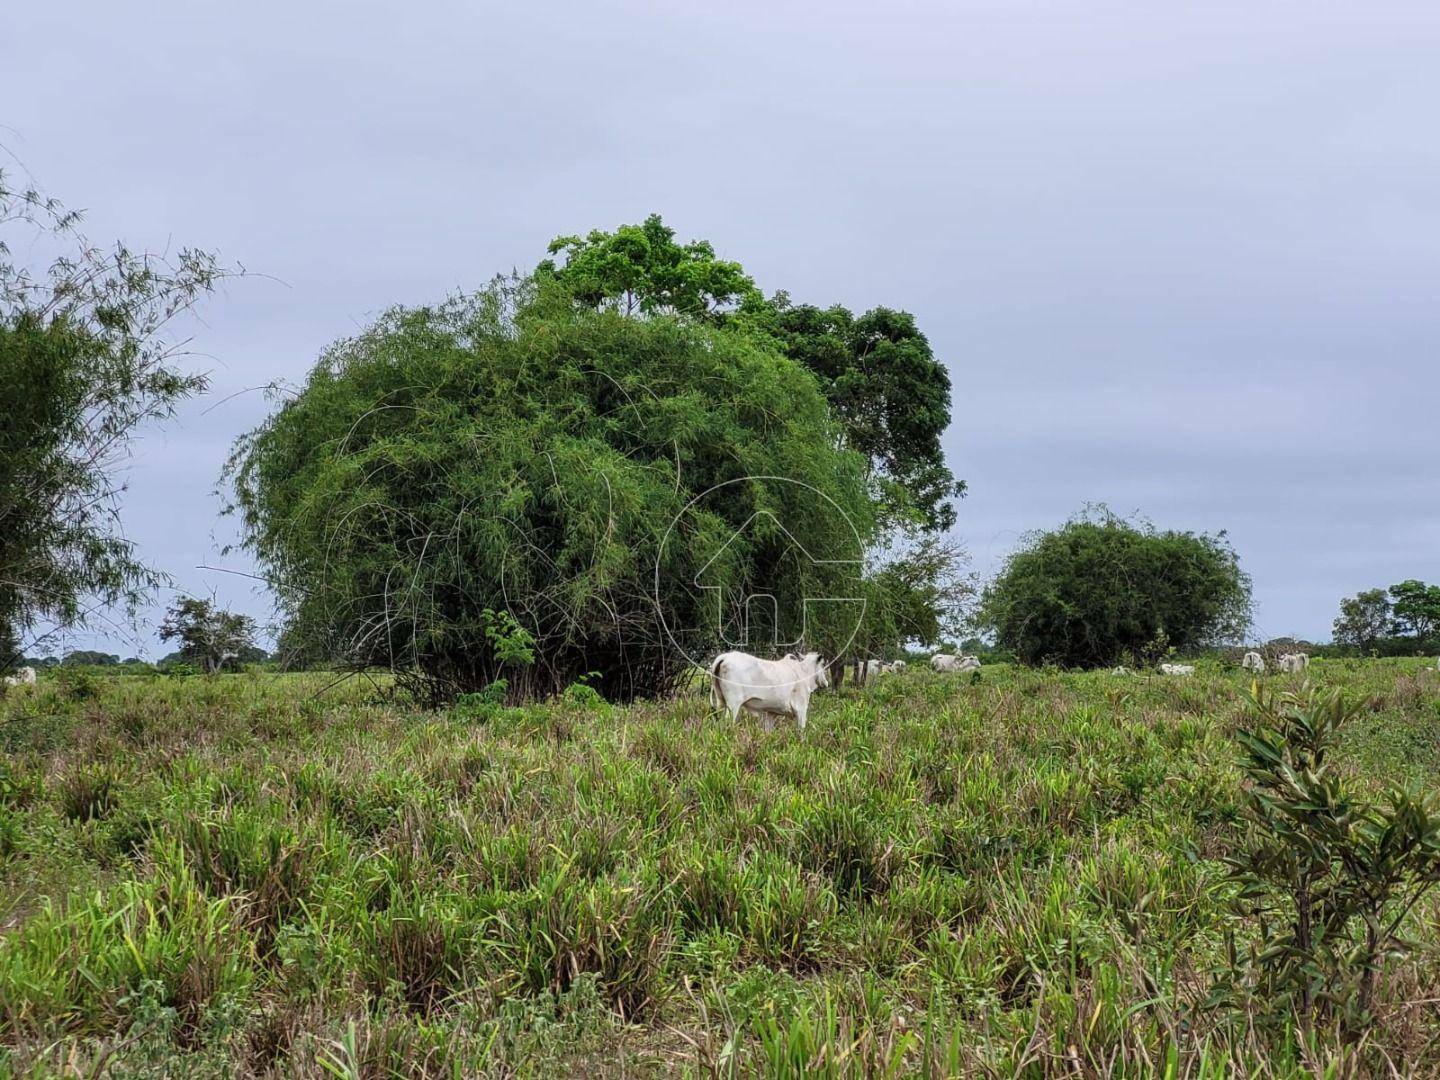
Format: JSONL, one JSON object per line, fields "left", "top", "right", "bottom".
{"left": 980, "top": 508, "right": 1252, "bottom": 668}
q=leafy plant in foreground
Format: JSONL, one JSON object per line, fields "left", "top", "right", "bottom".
{"left": 1222, "top": 683, "right": 1440, "bottom": 1039}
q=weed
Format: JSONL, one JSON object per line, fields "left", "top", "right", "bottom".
{"left": 1, "top": 660, "right": 1439, "bottom": 1074}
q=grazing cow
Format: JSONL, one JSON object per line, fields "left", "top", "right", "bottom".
{"left": 709, "top": 651, "right": 830, "bottom": 732}
{"left": 1278, "top": 653, "right": 1309, "bottom": 673}
{"left": 2, "top": 666, "right": 36, "bottom": 688}
{"left": 863, "top": 659, "right": 887, "bottom": 680}
{"left": 1159, "top": 663, "right": 1195, "bottom": 676}
{"left": 931, "top": 653, "right": 980, "bottom": 674}
{"left": 1242, "top": 651, "right": 1266, "bottom": 673}
{"left": 1112, "top": 665, "right": 1131, "bottom": 675}
{"left": 887, "top": 660, "right": 907, "bottom": 673}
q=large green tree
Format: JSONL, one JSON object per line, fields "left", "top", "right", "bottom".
{"left": 1332, "top": 588, "right": 1392, "bottom": 653}
{"left": 1388, "top": 580, "right": 1440, "bottom": 645}
{"left": 227, "top": 279, "right": 876, "bottom": 702}
{"left": 979, "top": 509, "right": 1252, "bottom": 668}
{"left": 767, "top": 298, "right": 962, "bottom": 530}
{"left": 0, "top": 175, "right": 221, "bottom": 670}
{"left": 542, "top": 215, "right": 962, "bottom": 532}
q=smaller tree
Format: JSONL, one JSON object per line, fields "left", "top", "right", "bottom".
{"left": 865, "top": 535, "right": 973, "bottom": 651}
{"left": 0, "top": 173, "right": 225, "bottom": 666}
{"left": 980, "top": 508, "right": 1251, "bottom": 668}
{"left": 1332, "top": 588, "right": 1392, "bottom": 654}
{"left": 841, "top": 535, "right": 972, "bottom": 685}
{"left": 1388, "top": 580, "right": 1440, "bottom": 645}
{"left": 159, "top": 598, "right": 256, "bottom": 674}
{"left": 1222, "top": 685, "right": 1440, "bottom": 1041}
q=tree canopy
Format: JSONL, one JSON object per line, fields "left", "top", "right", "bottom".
{"left": 1325, "top": 580, "right": 1440, "bottom": 656}
{"left": 1388, "top": 580, "right": 1440, "bottom": 645}
{"left": 159, "top": 597, "right": 258, "bottom": 673}
{"left": 541, "top": 215, "right": 962, "bottom": 532}
{"left": 539, "top": 213, "right": 762, "bottom": 320}
{"left": 979, "top": 509, "right": 1252, "bottom": 668}
{"left": 766, "top": 298, "right": 962, "bottom": 530}
{"left": 1332, "top": 588, "right": 1392, "bottom": 653}
{"left": 0, "top": 174, "right": 221, "bottom": 670}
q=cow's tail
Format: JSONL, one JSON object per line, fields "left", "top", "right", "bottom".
{"left": 708, "top": 655, "right": 725, "bottom": 710}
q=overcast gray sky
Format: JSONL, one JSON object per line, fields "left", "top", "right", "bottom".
{"left": 6, "top": 1, "right": 1439, "bottom": 655}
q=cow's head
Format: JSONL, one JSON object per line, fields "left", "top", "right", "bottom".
{"left": 802, "top": 652, "right": 830, "bottom": 689}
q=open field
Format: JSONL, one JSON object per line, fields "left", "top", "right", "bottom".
{"left": 1, "top": 660, "right": 1439, "bottom": 1077}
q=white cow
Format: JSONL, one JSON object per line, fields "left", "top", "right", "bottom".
{"left": 863, "top": 659, "right": 887, "bottom": 680}
{"left": 932, "top": 653, "right": 980, "bottom": 674}
{"left": 2, "top": 666, "right": 36, "bottom": 688}
{"left": 710, "top": 651, "right": 830, "bottom": 732}
{"left": 1278, "top": 653, "right": 1310, "bottom": 673}
{"left": 1159, "top": 663, "right": 1195, "bottom": 676}
{"left": 887, "top": 660, "right": 907, "bottom": 673}
{"left": 1112, "top": 665, "right": 1131, "bottom": 675}
{"left": 1241, "top": 651, "right": 1266, "bottom": 673}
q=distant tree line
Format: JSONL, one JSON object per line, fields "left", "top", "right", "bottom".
{"left": 1332, "top": 580, "right": 1440, "bottom": 656}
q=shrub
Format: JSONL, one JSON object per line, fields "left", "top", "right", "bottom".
{"left": 980, "top": 507, "right": 1251, "bottom": 668}
{"left": 1219, "top": 684, "right": 1440, "bottom": 1040}
{"left": 227, "top": 279, "right": 874, "bottom": 703}
{"left": 561, "top": 678, "right": 606, "bottom": 711}
{"left": 54, "top": 666, "right": 99, "bottom": 701}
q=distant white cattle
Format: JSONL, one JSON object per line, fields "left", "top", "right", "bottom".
{"left": 709, "top": 651, "right": 830, "bottom": 732}
{"left": 1278, "top": 653, "right": 1310, "bottom": 673}
{"left": 2, "top": 666, "right": 36, "bottom": 688}
{"left": 932, "top": 653, "right": 980, "bottom": 674}
{"left": 863, "top": 659, "right": 887, "bottom": 680}
{"left": 887, "top": 660, "right": 907, "bottom": 673}
{"left": 1242, "top": 651, "right": 1266, "bottom": 673}
{"left": 1159, "top": 663, "right": 1195, "bottom": 676}
{"left": 1111, "top": 665, "right": 1131, "bottom": 675}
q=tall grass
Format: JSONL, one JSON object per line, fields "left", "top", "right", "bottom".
{"left": 0, "top": 660, "right": 1438, "bottom": 1075}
